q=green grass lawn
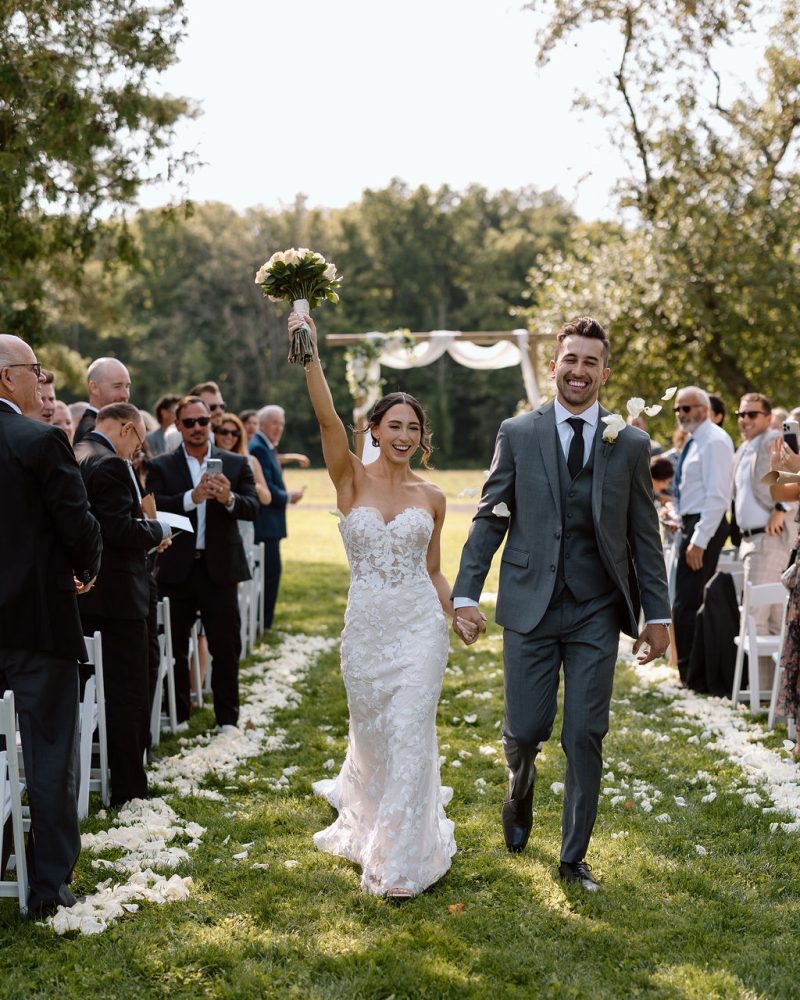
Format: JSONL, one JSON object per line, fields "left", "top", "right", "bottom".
{"left": 1, "top": 489, "right": 798, "bottom": 999}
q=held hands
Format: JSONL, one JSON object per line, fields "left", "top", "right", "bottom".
{"left": 453, "top": 607, "right": 487, "bottom": 646}
{"left": 632, "top": 623, "right": 671, "bottom": 665}
{"left": 192, "top": 473, "right": 232, "bottom": 505}
{"left": 685, "top": 543, "right": 705, "bottom": 570}
{"left": 74, "top": 575, "right": 97, "bottom": 595}
{"left": 288, "top": 311, "right": 318, "bottom": 355}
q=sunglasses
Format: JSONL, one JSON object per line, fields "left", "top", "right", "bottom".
{"left": 216, "top": 428, "right": 241, "bottom": 440}
{"left": 673, "top": 404, "right": 702, "bottom": 414}
{"left": 181, "top": 416, "right": 211, "bottom": 428}
{"left": 735, "top": 410, "right": 767, "bottom": 419}
{"left": 207, "top": 402, "right": 226, "bottom": 412}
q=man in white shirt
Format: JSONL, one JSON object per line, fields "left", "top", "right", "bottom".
{"left": 732, "top": 393, "right": 794, "bottom": 692}
{"left": 671, "top": 386, "right": 734, "bottom": 682}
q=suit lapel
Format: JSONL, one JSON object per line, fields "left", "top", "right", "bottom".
{"left": 591, "top": 404, "right": 610, "bottom": 523}
{"left": 534, "top": 403, "right": 561, "bottom": 518}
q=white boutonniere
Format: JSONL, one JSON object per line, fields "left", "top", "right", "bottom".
{"left": 492, "top": 502, "right": 511, "bottom": 518}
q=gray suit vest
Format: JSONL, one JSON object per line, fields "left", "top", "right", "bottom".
{"left": 554, "top": 428, "right": 614, "bottom": 602}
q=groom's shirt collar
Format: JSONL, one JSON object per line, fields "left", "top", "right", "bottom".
{"left": 553, "top": 398, "right": 599, "bottom": 429}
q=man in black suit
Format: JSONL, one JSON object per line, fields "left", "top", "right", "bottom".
{"left": 72, "top": 356, "right": 132, "bottom": 446}
{"left": 147, "top": 396, "right": 258, "bottom": 730}
{"left": 75, "top": 403, "right": 171, "bottom": 806}
{"left": 0, "top": 335, "right": 102, "bottom": 917}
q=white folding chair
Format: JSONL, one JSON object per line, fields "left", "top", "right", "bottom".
{"left": 77, "top": 631, "right": 110, "bottom": 819}
{"left": 0, "top": 690, "right": 29, "bottom": 914}
{"left": 254, "top": 541, "right": 266, "bottom": 638}
{"left": 731, "top": 582, "right": 789, "bottom": 713}
{"left": 238, "top": 577, "right": 251, "bottom": 660}
{"left": 188, "top": 617, "right": 204, "bottom": 709}
{"left": 150, "top": 597, "right": 178, "bottom": 747}
{"left": 718, "top": 548, "right": 745, "bottom": 601}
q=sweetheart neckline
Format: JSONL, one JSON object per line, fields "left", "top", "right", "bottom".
{"left": 340, "top": 505, "right": 434, "bottom": 528}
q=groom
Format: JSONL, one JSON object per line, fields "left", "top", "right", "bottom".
{"left": 453, "top": 316, "right": 670, "bottom": 891}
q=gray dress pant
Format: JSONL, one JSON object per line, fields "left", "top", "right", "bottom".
{"left": 502, "top": 588, "right": 621, "bottom": 863}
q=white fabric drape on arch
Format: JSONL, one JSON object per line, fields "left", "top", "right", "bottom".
{"left": 354, "top": 330, "right": 540, "bottom": 450}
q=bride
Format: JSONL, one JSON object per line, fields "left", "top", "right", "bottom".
{"left": 290, "top": 311, "right": 465, "bottom": 899}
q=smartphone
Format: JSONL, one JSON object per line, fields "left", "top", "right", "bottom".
{"left": 784, "top": 420, "right": 800, "bottom": 455}
{"left": 206, "top": 457, "right": 223, "bottom": 476}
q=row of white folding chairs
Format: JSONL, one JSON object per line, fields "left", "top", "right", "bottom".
{"left": 731, "top": 581, "right": 789, "bottom": 725}
{"left": 239, "top": 541, "right": 266, "bottom": 660}
{"left": 0, "top": 690, "right": 28, "bottom": 914}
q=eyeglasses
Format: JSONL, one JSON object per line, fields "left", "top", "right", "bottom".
{"left": 181, "top": 416, "right": 211, "bottom": 428}
{"left": 207, "top": 402, "right": 226, "bottom": 412}
{"left": 735, "top": 410, "right": 767, "bottom": 419}
{"left": 127, "top": 422, "right": 145, "bottom": 448}
{"left": 673, "top": 404, "right": 702, "bottom": 414}
{"left": 216, "top": 428, "right": 241, "bottom": 440}
{"left": 3, "top": 362, "right": 42, "bottom": 378}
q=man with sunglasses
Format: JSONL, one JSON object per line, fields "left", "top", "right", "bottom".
{"left": 0, "top": 334, "right": 102, "bottom": 917}
{"left": 731, "top": 393, "right": 794, "bottom": 697}
{"left": 671, "top": 386, "right": 734, "bottom": 683}
{"left": 75, "top": 403, "right": 171, "bottom": 806}
{"left": 146, "top": 396, "right": 259, "bottom": 729}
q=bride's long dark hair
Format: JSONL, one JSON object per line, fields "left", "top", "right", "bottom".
{"left": 368, "top": 391, "right": 434, "bottom": 469}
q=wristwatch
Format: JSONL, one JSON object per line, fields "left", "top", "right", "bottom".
{"left": 775, "top": 503, "right": 787, "bottom": 512}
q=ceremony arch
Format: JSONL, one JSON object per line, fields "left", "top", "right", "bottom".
{"left": 326, "top": 329, "right": 555, "bottom": 456}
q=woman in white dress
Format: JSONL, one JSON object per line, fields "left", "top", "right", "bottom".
{"left": 290, "top": 310, "right": 466, "bottom": 899}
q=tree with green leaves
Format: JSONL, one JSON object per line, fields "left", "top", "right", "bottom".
{"left": 0, "top": 0, "right": 193, "bottom": 340}
{"left": 522, "top": 0, "right": 800, "bottom": 415}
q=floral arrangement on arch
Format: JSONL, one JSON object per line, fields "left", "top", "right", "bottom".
{"left": 255, "top": 248, "right": 342, "bottom": 365}
{"left": 344, "top": 330, "right": 415, "bottom": 401}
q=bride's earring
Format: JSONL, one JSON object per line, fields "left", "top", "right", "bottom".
{"left": 371, "top": 435, "right": 379, "bottom": 447}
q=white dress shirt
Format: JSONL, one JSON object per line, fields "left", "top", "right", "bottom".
{"left": 676, "top": 418, "right": 734, "bottom": 548}
{"left": 734, "top": 434, "right": 770, "bottom": 531}
{"left": 182, "top": 443, "right": 212, "bottom": 550}
{"left": 1, "top": 398, "right": 22, "bottom": 414}
{"left": 554, "top": 398, "right": 599, "bottom": 467}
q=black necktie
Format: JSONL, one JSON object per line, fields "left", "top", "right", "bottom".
{"left": 566, "top": 417, "right": 585, "bottom": 480}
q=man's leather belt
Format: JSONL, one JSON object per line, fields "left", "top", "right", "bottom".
{"left": 741, "top": 527, "right": 766, "bottom": 539}
{"left": 193, "top": 550, "right": 206, "bottom": 559}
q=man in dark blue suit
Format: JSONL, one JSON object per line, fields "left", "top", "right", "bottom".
{"left": 249, "top": 406, "right": 304, "bottom": 629}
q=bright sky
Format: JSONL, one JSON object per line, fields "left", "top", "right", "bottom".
{"left": 138, "top": 0, "right": 764, "bottom": 221}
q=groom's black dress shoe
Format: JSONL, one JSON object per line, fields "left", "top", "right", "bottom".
{"left": 558, "top": 860, "right": 600, "bottom": 892}
{"left": 501, "top": 788, "right": 534, "bottom": 853}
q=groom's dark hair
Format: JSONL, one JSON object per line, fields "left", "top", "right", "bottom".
{"left": 555, "top": 316, "right": 610, "bottom": 365}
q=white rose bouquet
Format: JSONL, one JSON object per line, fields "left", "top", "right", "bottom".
{"left": 255, "top": 248, "right": 343, "bottom": 365}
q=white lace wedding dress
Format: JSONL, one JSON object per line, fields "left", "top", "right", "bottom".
{"left": 312, "top": 505, "right": 456, "bottom": 896}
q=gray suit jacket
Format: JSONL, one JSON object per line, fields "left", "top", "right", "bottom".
{"left": 453, "top": 401, "right": 670, "bottom": 638}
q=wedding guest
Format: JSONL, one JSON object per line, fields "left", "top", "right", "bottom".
{"left": 769, "top": 439, "right": 800, "bottom": 756}
{"left": 239, "top": 409, "right": 259, "bottom": 443}
{"left": 146, "top": 393, "right": 180, "bottom": 456}
{"left": 69, "top": 401, "right": 90, "bottom": 428}
{"left": 771, "top": 407, "right": 789, "bottom": 431}
{"left": 75, "top": 403, "right": 170, "bottom": 806}
{"left": 709, "top": 393, "right": 726, "bottom": 426}
{"left": 0, "top": 334, "right": 101, "bottom": 917}
{"left": 52, "top": 400, "right": 75, "bottom": 443}
{"left": 671, "top": 386, "right": 734, "bottom": 683}
{"left": 650, "top": 455, "right": 674, "bottom": 503}
{"left": 34, "top": 370, "right": 56, "bottom": 424}
{"left": 147, "top": 396, "right": 259, "bottom": 729}
{"left": 189, "top": 381, "right": 226, "bottom": 429}
{"left": 214, "top": 412, "right": 272, "bottom": 546}
{"left": 73, "top": 357, "right": 131, "bottom": 446}
{"left": 249, "top": 405, "right": 305, "bottom": 630}
{"left": 731, "top": 393, "right": 795, "bottom": 695}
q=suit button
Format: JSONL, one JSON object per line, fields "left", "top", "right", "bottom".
{"left": 554, "top": 530, "right": 561, "bottom": 539}
{"left": 567, "top": 513, "right": 573, "bottom": 519}
{"left": 568, "top": 491, "right": 576, "bottom": 498}
{"left": 565, "top": 553, "right": 570, "bottom": 560}
{"left": 550, "top": 564, "right": 556, "bottom": 572}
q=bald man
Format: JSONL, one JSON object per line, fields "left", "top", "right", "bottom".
{"left": 72, "top": 356, "right": 131, "bottom": 446}
{"left": 0, "top": 334, "right": 102, "bottom": 916}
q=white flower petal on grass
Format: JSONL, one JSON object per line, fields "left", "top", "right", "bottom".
{"left": 252, "top": 863, "right": 269, "bottom": 870}
{"left": 474, "top": 778, "right": 487, "bottom": 787}
{"left": 478, "top": 745, "right": 498, "bottom": 756}
{"left": 232, "top": 851, "right": 249, "bottom": 860}
{"left": 655, "top": 813, "right": 671, "bottom": 823}
{"left": 610, "top": 831, "right": 629, "bottom": 839}
{"left": 323, "top": 758, "right": 336, "bottom": 771}
{"left": 550, "top": 782, "right": 565, "bottom": 794}
{"left": 283, "top": 860, "right": 298, "bottom": 869}
{"left": 661, "top": 387, "right": 678, "bottom": 401}
{"left": 695, "top": 845, "right": 708, "bottom": 855}
{"left": 463, "top": 714, "right": 478, "bottom": 725}
{"left": 450, "top": 760, "right": 462, "bottom": 768}
{"left": 673, "top": 796, "right": 687, "bottom": 807}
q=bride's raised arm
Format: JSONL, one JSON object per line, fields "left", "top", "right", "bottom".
{"left": 289, "top": 311, "right": 356, "bottom": 497}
